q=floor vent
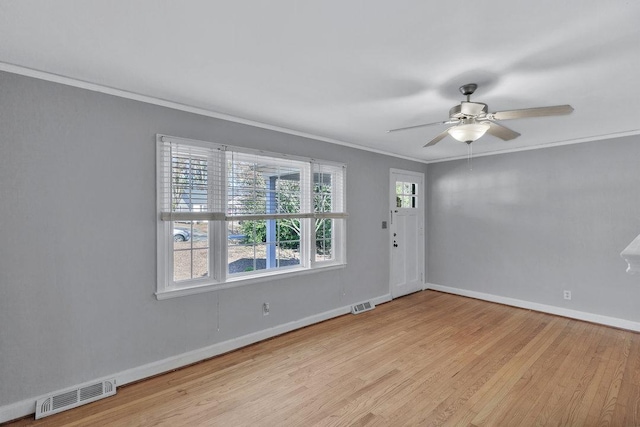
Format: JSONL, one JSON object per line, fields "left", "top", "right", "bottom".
{"left": 35, "top": 379, "right": 116, "bottom": 419}
{"left": 351, "top": 301, "right": 375, "bottom": 314}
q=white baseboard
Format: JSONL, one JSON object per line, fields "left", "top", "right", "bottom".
{"left": 371, "top": 293, "right": 393, "bottom": 306}
{"left": 0, "top": 293, "right": 392, "bottom": 424}
{"left": 426, "top": 283, "right": 640, "bottom": 332}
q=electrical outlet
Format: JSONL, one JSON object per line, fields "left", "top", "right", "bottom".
{"left": 563, "top": 290, "right": 571, "bottom": 300}
{"left": 263, "top": 302, "right": 270, "bottom": 316}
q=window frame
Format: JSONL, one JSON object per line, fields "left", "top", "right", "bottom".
{"left": 156, "top": 134, "right": 347, "bottom": 299}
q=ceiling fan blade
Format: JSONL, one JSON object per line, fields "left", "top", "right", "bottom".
{"left": 423, "top": 129, "right": 451, "bottom": 147}
{"left": 486, "top": 122, "right": 520, "bottom": 141}
{"left": 387, "top": 120, "right": 458, "bottom": 133}
{"left": 491, "top": 104, "right": 574, "bottom": 121}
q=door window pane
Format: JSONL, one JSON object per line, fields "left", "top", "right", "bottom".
{"left": 395, "top": 181, "right": 418, "bottom": 208}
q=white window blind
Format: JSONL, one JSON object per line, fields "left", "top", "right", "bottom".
{"left": 158, "top": 140, "right": 225, "bottom": 221}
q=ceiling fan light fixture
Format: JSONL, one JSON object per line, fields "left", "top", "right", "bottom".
{"left": 448, "top": 121, "right": 490, "bottom": 143}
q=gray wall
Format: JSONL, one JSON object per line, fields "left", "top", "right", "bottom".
{"left": 0, "top": 71, "right": 425, "bottom": 408}
{"left": 427, "top": 137, "right": 640, "bottom": 321}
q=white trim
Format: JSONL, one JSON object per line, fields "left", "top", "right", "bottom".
{"left": 0, "top": 62, "right": 423, "bottom": 164}
{"left": 156, "top": 263, "right": 347, "bottom": 300}
{"left": 422, "top": 129, "right": 640, "bottom": 164}
{"left": 160, "top": 212, "right": 226, "bottom": 221}
{"left": 620, "top": 232, "right": 640, "bottom": 275}
{"left": 160, "top": 134, "right": 349, "bottom": 167}
{"left": 2, "top": 63, "right": 639, "bottom": 165}
{"left": 425, "top": 283, "right": 640, "bottom": 332}
{"left": 225, "top": 213, "right": 350, "bottom": 221}
{"left": 159, "top": 212, "right": 349, "bottom": 222}
{"left": 0, "top": 293, "right": 392, "bottom": 424}
{"left": 4, "top": 62, "right": 638, "bottom": 165}
{"left": 389, "top": 169, "right": 426, "bottom": 299}
{"left": 157, "top": 135, "right": 348, "bottom": 296}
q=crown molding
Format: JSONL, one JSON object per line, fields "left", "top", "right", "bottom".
{"left": 2, "top": 61, "right": 638, "bottom": 166}
{"left": 0, "top": 61, "right": 427, "bottom": 164}
{"left": 423, "top": 129, "right": 640, "bottom": 164}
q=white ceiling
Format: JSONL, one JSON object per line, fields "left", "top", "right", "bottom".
{"left": 1, "top": 1, "right": 639, "bottom": 162}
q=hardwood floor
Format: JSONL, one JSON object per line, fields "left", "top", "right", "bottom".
{"left": 6, "top": 290, "right": 640, "bottom": 426}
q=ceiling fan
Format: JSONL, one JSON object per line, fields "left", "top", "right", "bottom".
{"left": 387, "top": 83, "right": 574, "bottom": 147}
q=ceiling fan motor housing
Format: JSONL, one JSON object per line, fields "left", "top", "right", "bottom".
{"left": 449, "top": 102, "right": 488, "bottom": 119}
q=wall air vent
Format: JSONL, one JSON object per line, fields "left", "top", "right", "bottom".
{"left": 351, "top": 301, "right": 375, "bottom": 314}
{"left": 35, "top": 379, "right": 116, "bottom": 419}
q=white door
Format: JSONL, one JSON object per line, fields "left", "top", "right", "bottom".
{"left": 390, "top": 169, "right": 424, "bottom": 299}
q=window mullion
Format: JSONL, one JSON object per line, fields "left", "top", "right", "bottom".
{"left": 217, "top": 151, "right": 228, "bottom": 283}
{"left": 304, "top": 163, "right": 313, "bottom": 268}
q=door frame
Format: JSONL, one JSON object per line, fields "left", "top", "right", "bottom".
{"left": 389, "top": 168, "right": 426, "bottom": 298}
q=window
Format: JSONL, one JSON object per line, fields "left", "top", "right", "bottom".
{"left": 395, "top": 181, "right": 417, "bottom": 209}
{"left": 157, "top": 135, "right": 347, "bottom": 297}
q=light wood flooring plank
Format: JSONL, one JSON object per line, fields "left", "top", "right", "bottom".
{"left": 4, "top": 290, "right": 640, "bottom": 426}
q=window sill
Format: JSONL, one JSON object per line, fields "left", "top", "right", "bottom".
{"left": 155, "top": 262, "right": 347, "bottom": 300}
